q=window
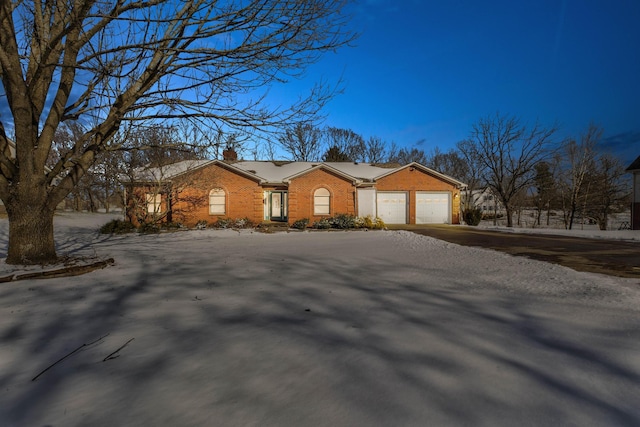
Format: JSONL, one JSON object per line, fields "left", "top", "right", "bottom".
{"left": 209, "top": 188, "right": 226, "bottom": 215}
{"left": 314, "top": 188, "right": 330, "bottom": 215}
{"left": 146, "top": 193, "right": 161, "bottom": 214}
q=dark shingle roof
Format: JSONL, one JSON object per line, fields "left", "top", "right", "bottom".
{"left": 627, "top": 155, "right": 640, "bottom": 171}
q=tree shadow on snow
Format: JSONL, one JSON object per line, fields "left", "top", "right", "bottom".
{"left": 0, "top": 234, "right": 639, "bottom": 426}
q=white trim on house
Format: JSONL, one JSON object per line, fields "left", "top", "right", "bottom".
{"left": 373, "top": 162, "right": 466, "bottom": 188}
{"left": 313, "top": 188, "right": 331, "bottom": 215}
{"left": 130, "top": 160, "right": 466, "bottom": 189}
{"left": 283, "top": 163, "right": 362, "bottom": 185}
{"left": 209, "top": 188, "right": 226, "bottom": 215}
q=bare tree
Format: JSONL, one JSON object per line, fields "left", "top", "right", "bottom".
{"left": 459, "top": 113, "right": 557, "bottom": 227}
{"left": 426, "top": 146, "right": 482, "bottom": 215}
{"left": 322, "top": 127, "right": 364, "bottom": 161}
{"left": 278, "top": 123, "right": 323, "bottom": 161}
{"left": 558, "top": 124, "right": 600, "bottom": 229}
{"left": 387, "top": 142, "right": 428, "bottom": 165}
{"left": 125, "top": 158, "right": 213, "bottom": 227}
{"left": 129, "top": 126, "right": 208, "bottom": 167}
{"left": 532, "top": 160, "right": 559, "bottom": 226}
{"left": 363, "top": 136, "right": 388, "bottom": 164}
{"left": 323, "top": 145, "right": 351, "bottom": 161}
{"left": 585, "top": 154, "right": 630, "bottom": 230}
{"left": 453, "top": 140, "right": 486, "bottom": 213}
{"left": 426, "top": 147, "right": 469, "bottom": 180}
{"left": 0, "top": 0, "right": 354, "bottom": 264}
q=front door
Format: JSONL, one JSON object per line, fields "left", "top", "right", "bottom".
{"left": 270, "top": 191, "right": 288, "bottom": 221}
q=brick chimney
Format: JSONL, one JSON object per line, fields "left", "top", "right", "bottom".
{"left": 222, "top": 147, "right": 237, "bottom": 161}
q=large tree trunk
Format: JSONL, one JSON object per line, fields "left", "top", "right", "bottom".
{"left": 6, "top": 200, "right": 57, "bottom": 265}
{"left": 598, "top": 212, "right": 608, "bottom": 231}
{"left": 505, "top": 206, "right": 514, "bottom": 227}
{"left": 568, "top": 200, "right": 577, "bottom": 230}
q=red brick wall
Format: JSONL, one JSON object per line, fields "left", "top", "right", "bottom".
{"left": 171, "top": 164, "right": 263, "bottom": 226}
{"left": 129, "top": 163, "right": 263, "bottom": 227}
{"left": 288, "top": 168, "right": 356, "bottom": 224}
{"left": 126, "top": 183, "right": 173, "bottom": 226}
{"left": 128, "top": 163, "right": 462, "bottom": 227}
{"left": 376, "top": 167, "right": 461, "bottom": 224}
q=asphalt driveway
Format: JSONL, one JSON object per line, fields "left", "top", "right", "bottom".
{"left": 391, "top": 225, "right": 640, "bottom": 279}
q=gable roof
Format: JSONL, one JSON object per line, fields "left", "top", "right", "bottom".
{"left": 128, "top": 159, "right": 265, "bottom": 184}
{"left": 231, "top": 161, "right": 396, "bottom": 183}
{"left": 282, "top": 163, "right": 362, "bottom": 184}
{"left": 131, "top": 160, "right": 212, "bottom": 182}
{"left": 373, "top": 162, "right": 467, "bottom": 187}
{"left": 626, "top": 155, "right": 640, "bottom": 172}
{"left": 128, "top": 159, "right": 467, "bottom": 188}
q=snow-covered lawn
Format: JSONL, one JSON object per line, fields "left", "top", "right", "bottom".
{"left": 1, "top": 213, "right": 639, "bottom": 426}
{"left": 477, "top": 224, "right": 640, "bottom": 241}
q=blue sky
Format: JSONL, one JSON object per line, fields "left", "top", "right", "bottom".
{"left": 276, "top": 0, "right": 640, "bottom": 163}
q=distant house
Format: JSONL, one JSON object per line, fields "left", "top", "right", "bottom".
{"left": 464, "top": 188, "right": 504, "bottom": 216}
{"left": 124, "top": 159, "right": 466, "bottom": 227}
{"left": 627, "top": 155, "right": 640, "bottom": 230}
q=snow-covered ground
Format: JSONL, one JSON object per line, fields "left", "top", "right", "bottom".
{"left": 1, "top": 213, "right": 639, "bottom": 426}
{"left": 476, "top": 211, "right": 639, "bottom": 241}
{"left": 477, "top": 224, "right": 640, "bottom": 241}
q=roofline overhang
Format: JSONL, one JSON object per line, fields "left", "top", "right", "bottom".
{"left": 127, "top": 159, "right": 268, "bottom": 184}
{"left": 373, "top": 162, "right": 467, "bottom": 188}
{"left": 171, "top": 159, "right": 267, "bottom": 184}
{"left": 626, "top": 155, "right": 640, "bottom": 172}
{"left": 282, "top": 163, "right": 362, "bottom": 185}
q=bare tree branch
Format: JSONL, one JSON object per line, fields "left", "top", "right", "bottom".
{"left": 0, "top": 0, "right": 355, "bottom": 264}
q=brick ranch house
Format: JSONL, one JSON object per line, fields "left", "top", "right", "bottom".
{"left": 124, "top": 159, "right": 466, "bottom": 227}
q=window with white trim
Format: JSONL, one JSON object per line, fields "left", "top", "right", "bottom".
{"left": 146, "top": 193, "right": 161, "bottom": 214}
{"left": 209, "top": 188, "right": 226, "bottom": 215}
{"left": 314, "top": 188, "right": 330, "bottom": 215}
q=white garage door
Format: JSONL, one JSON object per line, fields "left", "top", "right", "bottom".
{"left": 376, "top": 192, "right": 407, "bottom": 224}
{"left": 416, "top": 192, "right": 451, "bottom": 224}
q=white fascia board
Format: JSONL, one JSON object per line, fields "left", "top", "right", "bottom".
{"left": 283, "top": 163, "right": 361, "bottom": 185}
{"left": 374, "top": 162, "right": 467, "bottom": 188}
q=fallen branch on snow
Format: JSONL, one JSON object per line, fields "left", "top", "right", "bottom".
{"left": 0, "top": 258, "right": 115, "bottom": 283}
{"left": 103, "top": 338, "right": 135, "bottom": 361}
{"left": 32, "top": 334, "right": 110, "bottom": 381}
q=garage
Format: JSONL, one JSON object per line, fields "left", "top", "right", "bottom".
{"left": 416, "top": 192, "right": 451, "bottom": 224}
{"left": 376, "top": 192, "right": 407, "bottom": 224}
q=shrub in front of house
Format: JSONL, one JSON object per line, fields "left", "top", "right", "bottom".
{"left": 195, "top": 220, "right": 208, "bottom": 230}
{"left": 162, "top": 221, "right": 184, "bottom": 230}
{"left": 463, "top": 207, "right": 483, "bottom": 226}
{"left": 210, "top": 217, "right": 233, "bottom": 228}
{"left": 291, "top": 218, "right": 310, "bottom": 230}
{"left": 210, "top": 217, "right": 255, "bottom": 229}
{"left": 330, "top": 213, "right": 356, "bottom": 229}
{"left": 138, "top": 222, "right": 161, "bottom": 234}
{"left": 233, "top": 217, "right": 255, "bottom": 229}
{"left": 311, "top": 214, "right": 385, "bottom": 230}
{"left": 99, "top": 219, "right": 136, "bottom": 234}
{"left": 312, "top": 218, "right": 332, "bottom": 229}
{"left": 356, "top": 215, "right": 386, "bottom": 229}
